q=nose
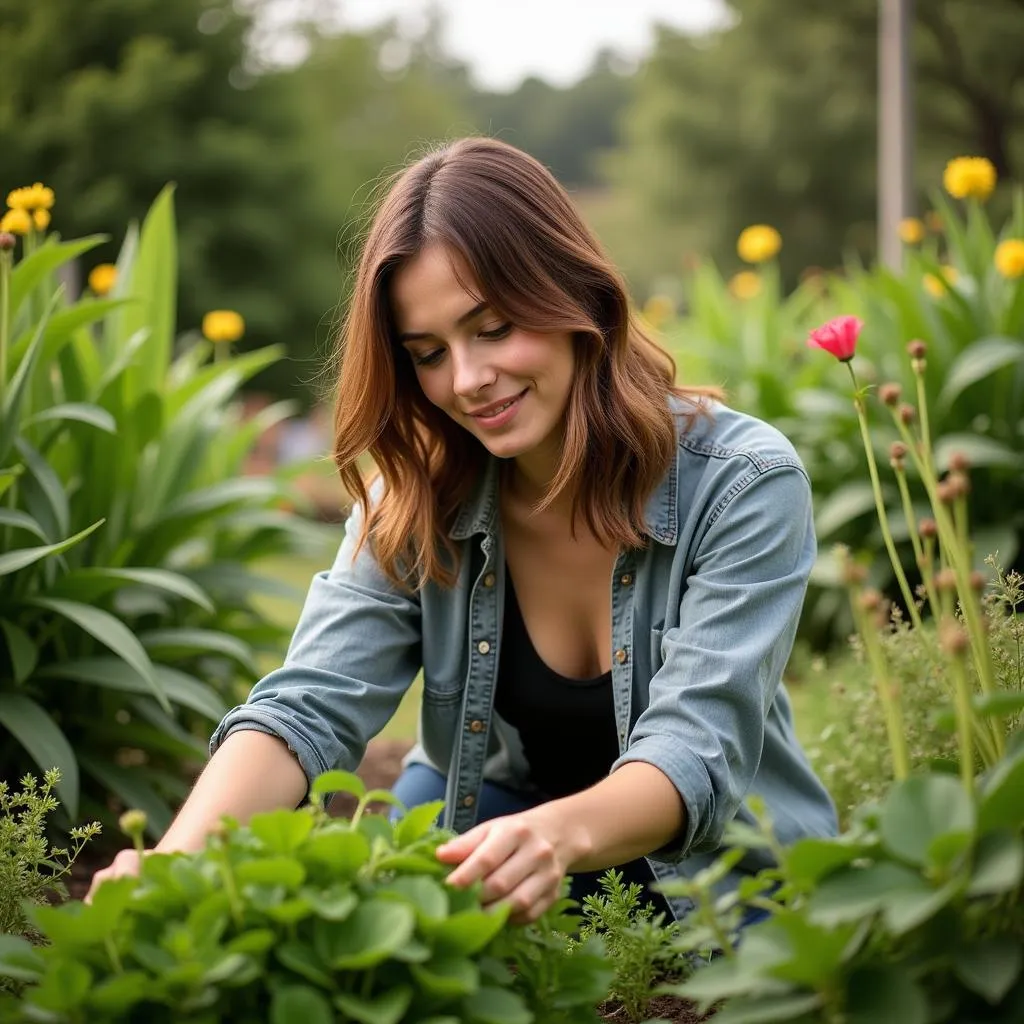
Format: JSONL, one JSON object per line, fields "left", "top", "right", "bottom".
{"left": 450, "top": 342, "right": 496, "bottom": 398}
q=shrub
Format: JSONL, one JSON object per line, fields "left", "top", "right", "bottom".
{"left": 0, "top": 185, "right": 333, "bottom": 838}
{"left": 0, "top": 771, "right": 612, "bottom": 1023}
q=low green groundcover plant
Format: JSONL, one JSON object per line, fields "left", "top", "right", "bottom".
{"left": 0, "top": 771, "right": 613, "bottom": 1024}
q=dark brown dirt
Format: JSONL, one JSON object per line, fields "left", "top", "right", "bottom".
{"left": 63, "top": 737, "right": 709, "bottom": 1022}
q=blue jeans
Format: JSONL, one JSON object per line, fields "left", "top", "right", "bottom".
{"left": 391, "top": 763, "right": 675, "bottom": 921}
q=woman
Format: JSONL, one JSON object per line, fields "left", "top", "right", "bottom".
{"left": 88, "top": 137, "right": 837, "bottom": 923}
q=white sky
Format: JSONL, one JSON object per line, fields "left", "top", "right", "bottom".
{"left": 259, "top": 0, "right": 729, "bottom": 91}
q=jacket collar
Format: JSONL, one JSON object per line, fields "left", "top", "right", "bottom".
{"left": 448, "top": 445, "right": 679, "bottom": 545}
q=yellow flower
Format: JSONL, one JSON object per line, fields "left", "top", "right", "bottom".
{"left": 943, "top": 156, "right": 997, "bottom": 202}
{"left": 728, "top": 270, "right": 762, "bottom": 300}
{"left": 88, "top": 263, "right": 118, "bottom": 296}
{"left": 33, "top": 209, "right": 50, "bottom": 231}
{"left": 737, "top": 224, "right": 781, "bottom": 264}
{"left": 994, "top": 239, "right": 1024, "bottom": 279}
{"left": 923, "top": 265, "right": 958, "bottom": 298}
{"left": 202, "top": 309, "right": 245, "bottom": 343}
{"left": 0, "top": 208, "right": 32, "bottom": 235}
{"left": 898, "top": 218, "right": 925, "bottom": 245}
{"left": 6, "top": 182, "right": 55, "bottom": 212}
{"left": 641, "top": 293, "right": 675, "bottom": 329}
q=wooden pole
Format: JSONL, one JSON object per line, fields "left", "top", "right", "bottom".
{"left": 878, "top": 0, "right": 914, "bottom": 269}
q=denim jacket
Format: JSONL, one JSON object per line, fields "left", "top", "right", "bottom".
{"left": 210, "top": 399, "right": 837, "bottom": 919}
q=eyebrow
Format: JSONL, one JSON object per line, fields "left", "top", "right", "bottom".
{"left": 396, "top": 301, "right": 489, "bottom": 343}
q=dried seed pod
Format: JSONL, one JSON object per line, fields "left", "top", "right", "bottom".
{"left": 934, "top": 568, "right": 958, "bottom": 592}
{"left": 907, "top": 339, "right": 927, "bottom": 359}
{"left": 947, "top": 451, "right": 971, "bottom": 473}
{"left": 879, "top": 382, "right": 902, "bottom": 406}
{"left": 898, "top": 403, "right": 917, "bottom": 425}
{"left": 919, "top": 518, "right": 938, "bottom": 539}
{"left": 938, "top": 618, "right": 969, "bottom": 656}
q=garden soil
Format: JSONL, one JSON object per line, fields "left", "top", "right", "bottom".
{"left": 67, "top": 737, "right": 709, "bottom": 1023}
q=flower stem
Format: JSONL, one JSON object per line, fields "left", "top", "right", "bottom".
{"left": 0, "top": 250, "right": 10, "bottom": 399}
{"left": 893, "top": 465, "right": 940, "bottom": 620}
{"left": 846, "top": 363, "right": 922, "bottom": 630}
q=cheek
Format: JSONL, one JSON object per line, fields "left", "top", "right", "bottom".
{"left": 415, "top": 370, "right": 451, "bottom": 410}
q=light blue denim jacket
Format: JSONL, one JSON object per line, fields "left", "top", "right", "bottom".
{"left": 210, "top": 399, "right": 838, "bottom": 919}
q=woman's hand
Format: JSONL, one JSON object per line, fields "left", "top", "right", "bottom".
{"left": 84, "top": 848, "right": 149, "bottom": 903}
{"left": 435, "top": 806, "right": 589, "bottom": 924}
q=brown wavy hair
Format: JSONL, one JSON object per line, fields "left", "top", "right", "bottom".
{"left": 333, "top": 136, "right": 719, "bottom": 588}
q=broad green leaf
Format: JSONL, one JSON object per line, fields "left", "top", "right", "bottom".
{"left": 0, "top": 694, "right": 78, "bottom": 817}
{"left": 48, "top": 566, "right": 214, "bottom": 612}
{"left": 938, "top": 336, "right": 1024, "bottom": 410}
{"left": 461, "top": 986, "right": 531, "bottom": 1024}
{"left": 807, "top": 862, "right": 922, "bottom": 926}
{"left": 709, "top": 993, "right": 825, "bottom": 1024}
{"left": 968, "top": 831, "right": 1024, "bottom": 896}
{"left": 119, "top": 185, "right": 176, "bottom": 402}
{"left": 28, "top": 597, "right": 165, "bottom": 709}
{"left": 302, "top": 829, "right": 371, "bottom": 877}
{"left": 978, "top": 747, "right": 1024, "bottom": 832}
{"left": 313, "top": 900, "right": 415, "bottom": 969}
{"left": 881, "top": 877, "right": 959, "bottom": 936}
{"left": 0, "top": 464, "right": 23, "bottom": 500}
{"left": 153, "top": 476, "right": 281, "bottom": 523}
{"left": 954, "top": 939, "right": 1022, "bottom": 1004}
{"left": 412, "top": 955, "right": 480, "bottom": 998}
{"left": 39, "top": 658, "right": 226, "bottom": 721}
{"left": 813, "top": 481, "right": 880, "bottom": 539}
{"left": 0, "top": 933, "right": 44, "bottom": 983}
{"left": 0, "top": 507, "right": 48, "bottom": 541}
{"left": 422, "top": 905, "right": 511, "bottom": 956}
{"left": 274, "top": 942, "right": 334, "bottom": 988}
{"left": 395, "top": 799, "right": 444, "bottom": 847}
{"left": 933, "top": 433, "right": 1024, "bottom": 471}
{"left": 21, "top": 958, "right": 93, "bottom": 1014}
{"left": 86, "top": 971, "right": 152, "bottom": 1015}
{"left": 236, "top": 857, "right": 306, "bottom": 888}
{"left": 782, "top": 837, "right": 873, "bottom": 886}
{"left": 8, "top": 236, "right": 105, "bottom": 320}
{"left": 136, "top": 627, "right": 256, "bottom": 675}
{"left": 879, "top": 774, "right": 975, "bottom": 868}
{"left": 306, "top": 883, "right": 358, "bottom": 922}
{"left": 379, "top": 875, "right": 450, "bottom": 923}
{"left": 310, "top": 769, "right": 366, "bottom": 801}
{"left": 0, "top": 619, "right": 36, "bottom": 684}
{"left": 15, "top": 436, "right": 69, "bottom": 539}
{"left": 334, "top": 986, "right": 413, "bottom": 1024}
{"left": 248, "top": 807, "right": 315, "bottom": 854}
{"left": 844, "top": 966, "right": 928, "bottom": 1024}
{"left": 23, "top": 402, "right": 117, "bottom": 433}
{"left": 1, "top": 289, "right": 59, "bottom": 465}
{"left": 270, "top": 985, "right": 334, "bottom": 1024}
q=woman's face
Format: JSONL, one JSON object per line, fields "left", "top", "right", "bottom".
{"left": 391, "top": 244, "right": 575, "bottom": 473}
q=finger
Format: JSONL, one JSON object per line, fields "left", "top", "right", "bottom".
{"left": 444, "top": 825, "right": 522, "bottom": 888}
{"left": 435, "top": 821, "right": 492, "bottom": 864}
{"left": 496, "top": 871, "right": 562, "bottom": 925}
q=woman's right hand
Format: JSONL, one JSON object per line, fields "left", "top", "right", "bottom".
{"left": 84, "top": 848, "right": 150, "bottom": 903}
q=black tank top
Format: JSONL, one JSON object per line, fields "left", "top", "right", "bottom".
{"left": 493, "top": 568, "right": 621, "bottom": 798}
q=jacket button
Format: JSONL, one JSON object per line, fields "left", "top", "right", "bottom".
{"left": 620, "top": 573, "right": 633, "bottom": 586}
{"left": 477, "top": 640, "right": 491, "bottom": 654}
{"left": 615, "top": 648, "right": 628, "bottom": 664}
{"left": 483, "top": 573, "right": 495, "bottom": 587}
{"left": 462, "top": 794, "right": 475, "bottom": 808}
{"left": 468, "top": 719, "right": 485, "bottom": 733}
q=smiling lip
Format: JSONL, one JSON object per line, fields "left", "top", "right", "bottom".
{"left": 466, "top": 389, "right": 527, "bottom": 418}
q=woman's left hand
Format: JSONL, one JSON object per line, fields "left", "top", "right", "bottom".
{"left": 435, "top": 807, "right": 586, "bottom": 924}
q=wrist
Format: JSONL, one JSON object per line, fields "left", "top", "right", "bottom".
{"left": 530, "top": 796, "right": 595, "bottom": 872}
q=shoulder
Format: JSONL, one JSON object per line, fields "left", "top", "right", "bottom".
{"left": 670, "top": 396, "right": 806, "bottom": 478}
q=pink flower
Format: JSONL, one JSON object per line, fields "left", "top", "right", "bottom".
{"left": 807, "top": 316, "right": 863, "bottom": 362}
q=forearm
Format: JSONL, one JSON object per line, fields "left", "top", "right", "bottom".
{"left": 155, "top": 730, "right": 308, "bottom": 853}
{"left": 535, "top": 761, "right": 686, "bottom": 872}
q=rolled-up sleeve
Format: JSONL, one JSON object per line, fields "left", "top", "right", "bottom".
{"left": 209, "top": 496, "right": 422, "bottom": 788}
{"left": 612, "top": 463, "right": 815, "bottom": 862}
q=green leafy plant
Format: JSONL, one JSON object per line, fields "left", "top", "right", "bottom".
{"left": 0, "top": 184, "right": 333, "bottom": 838}
{"left": 567, "top": 868, "right": 683, "bottom": 1022}
{"left": 0, "top": 769, "right": 100, "bottom": 943}
{"left": 653, "top": 316, "right": 1024, "bottom": 1022}
{"left": 0, "top": 771, "right": 613, "bottom": 1023}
